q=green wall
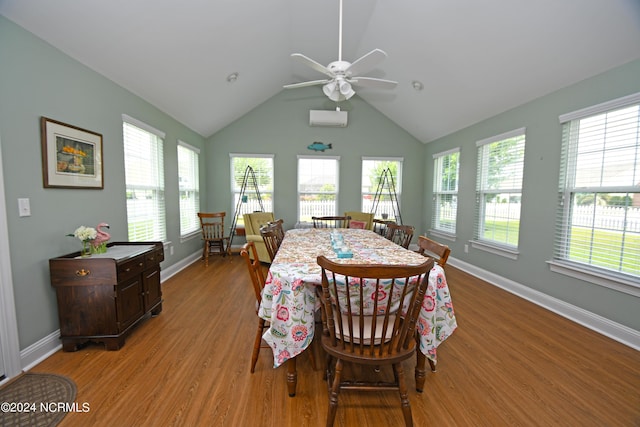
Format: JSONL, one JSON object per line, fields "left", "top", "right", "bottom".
{"left": 206, "top": 88, "right": 425, "bottom": 230}
{"left": 0, "top": 16, "right": 207, "bottom": 349}
{"left": 424, "top": 59, "right": 640, "bottom": 330}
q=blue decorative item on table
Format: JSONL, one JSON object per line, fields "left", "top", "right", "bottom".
{"left": 330, "top": 231, "right": 353, "bottom": 258}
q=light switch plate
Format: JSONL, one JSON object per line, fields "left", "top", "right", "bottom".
{"left": 18, "top": 198, "right": 31, "bottom": 217}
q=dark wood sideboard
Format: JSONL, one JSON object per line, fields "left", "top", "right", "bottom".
{"left": 49, "top": 241, "right": 164, "bottom": 351}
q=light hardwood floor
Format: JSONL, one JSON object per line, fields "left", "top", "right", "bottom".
{"left": 30, "top": 255, "right": 640, "bottom": 426}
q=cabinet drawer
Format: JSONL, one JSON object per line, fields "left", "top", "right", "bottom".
{"left": 49, "top": 258, "right": 116, "bottom": 286}
{"left": 144, "top": 248, "right": 164, "bottom": 268}
{"left": 117, "top": 256, "right": 144, "bottom": 281}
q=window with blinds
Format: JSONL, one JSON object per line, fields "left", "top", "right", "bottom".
{"left": 230, "top": 154, "right": 274, "bottom": 225}
{"left": 298, "top": 156, "right": 339, "bottom": 222}
{"left": 474, "top": 129, "right": 526, "bottom": 251}
{"left": 361, "top": 157, "right": 402, "bottom": 218}
{"left": 432, "top": 149, "right": 459, "bottom": 234}
{"left": 178, "top": 141, "right": 200, "bottom": 237}
{"left": 122, "top": 115, "right": 166, "bottom": 242}
{"left": 555, "top": 93, "right": 640, "bottom": 281}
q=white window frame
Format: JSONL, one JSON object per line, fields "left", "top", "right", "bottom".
{"left": 361, "top": 157, "right": 403, "bottom": 220}
{"left": 549, "top": 92, "right": 640, "bottom": 297}
{"left": 177, "top": 140, "right": 200, "bottom": 239}
{"left": 297, "top": 155, "right": 340, "bottom": 223}
{"left": 472, "top": 128, "right": 526, "bottom": 259}
{"left": 431, "top": 148, "right": 459, "bottom": 237}
{"left": 122, "top": 114, "right": 166, "bottom": 242}
{"left": 230, "top": 154, "right": 274, "bottom": 226}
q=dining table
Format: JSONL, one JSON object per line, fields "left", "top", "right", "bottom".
{"left": 258, "top": 227, "right": 458, "bottom": 396}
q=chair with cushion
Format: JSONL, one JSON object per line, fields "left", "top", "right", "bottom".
{"left": 385, "top": 223, "right": 415, "bottom": 249}
{"left": 317, "top": 255, "right": 435, "bottom": 426}
{"left": 259, "top": 223, "right": 281, "bottom": 262}
{"left": 243, "top": 212, "right": 275, "bottom": 261}
{"left": 344, "top": 211, "right": 374, "bottom": 230}
{"left": 239, "top": 242, "right": 269, "bottom": 373}
{"left": 198, "top": 212, "right": 230, "bottom": 267}
{"left": 312, "top": 216, "right": 351, "bottom": 228}
{"left": 417, "top": 235, "right": 451, "bottom": 267}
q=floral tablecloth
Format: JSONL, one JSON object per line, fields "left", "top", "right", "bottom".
{"left": 258, "top": 228, "right": 457, "bottom": 368}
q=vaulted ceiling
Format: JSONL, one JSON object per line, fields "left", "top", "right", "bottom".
{"left": 1, "top": 0, "right": 639, "bottom": 143}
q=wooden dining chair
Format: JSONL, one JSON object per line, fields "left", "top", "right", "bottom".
{"left": 372, "top": 218, "right": 394, "bottom": 236}
{"left": 414, "top": 235, "right": 451, "bottom": 380}
{"left": 267, "top": 218, "right": 285, "bottom": 247}
{"left": 317, "top": 255, "right": 435, "bottom": 427}
{"left": 416, "top": 235, "right": 451, "bottom": 267}
{"left": 239, "top": 242, "right": 268, "bottom": 373}
{"left": 385, "top": 223, "right": 415, "bottom": 249}
{"left": 198, "top": 212, "right": 230, "bottom": 267}
{"left": 259, "top": 223, "right": 281, "bottom": 262}
{"left": 312, "top": 216, "right": 351, "bottom": 229}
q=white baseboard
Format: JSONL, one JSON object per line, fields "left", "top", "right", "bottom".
{"left": 448, "top": 257, "right": 640, "bottom": 351}
{"left": 21, "top": 329, "right": 61, "bottom": 371}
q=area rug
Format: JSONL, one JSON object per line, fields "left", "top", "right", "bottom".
{"left": 0, "top": 372, "right": 77, "bottom": 427}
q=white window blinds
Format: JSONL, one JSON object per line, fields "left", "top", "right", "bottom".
{"left": 122, "top": 116, "right": 166, "bottom": 242}
{"left": 178, "top": 141, "right": 200, "bottom": 237}
{"left": 555, "top": 93, "right": 640, "bottom": 280}
{"left": 432, "top": 149, "right": 459, "bottom": 234}
{"left": 474, "top": 129, "right": 526, "bottom": 249}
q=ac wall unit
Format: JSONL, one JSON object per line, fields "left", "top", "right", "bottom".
{"left": 309, "top": 110, "right": 348, "bottom": 127}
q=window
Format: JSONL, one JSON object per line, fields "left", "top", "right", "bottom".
{"left": 432, "top": 149, "right": 459, "bottom": 234}
{"left": 474, "top": 128, "right": 526, "bottom": 255}
{"left": 178, "top": 141, "right": 200, "bottom": 237}
{"left": 230, "top": 154, "right": 274, "bottom": 225}
{"left": 122, "top": 115, "right": 166, "bottom": 242}
{"left": 298, "top": 156, "right": 339, "bottom": 222}
{"left": 361, "top": 157, "right": 402, "bottom": 220}
{"left": 554, "top": 93, "right": 640, "bottom": 283}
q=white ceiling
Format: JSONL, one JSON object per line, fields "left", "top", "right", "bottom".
{"left": 1, "top": 0, "right": 639, "bottom": 143}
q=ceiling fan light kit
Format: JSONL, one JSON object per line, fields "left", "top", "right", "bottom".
{"left": 284, "top": 0, "right": 397, "bottom": 103}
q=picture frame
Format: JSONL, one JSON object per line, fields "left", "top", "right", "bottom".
{"left": 40, "top": 117, "right": 104, "bottom": 189}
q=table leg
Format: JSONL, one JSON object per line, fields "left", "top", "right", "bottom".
{"left": 415, "top": 349, "right": 427, "bottom": 393}
{"left": 287, "top": 357, "right": 297, "bottom": 397}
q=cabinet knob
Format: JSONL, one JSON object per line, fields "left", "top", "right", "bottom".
{"left": 75, "top": 269, "right": 91, "bottom": 277}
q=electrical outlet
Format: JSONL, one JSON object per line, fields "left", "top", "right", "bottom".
{"left": 464, "top": 244, "right": 469, "bottom": 253}
{"left": 170, "top": 246, "right": 174, "bottom": 256}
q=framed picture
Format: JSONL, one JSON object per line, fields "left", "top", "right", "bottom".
{"left": 40, "top": 117, "right": 104, "bottom": 189}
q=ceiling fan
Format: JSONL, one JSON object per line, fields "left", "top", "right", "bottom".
{"left": 283, "top": 0, "right": 398, "bottom": 102}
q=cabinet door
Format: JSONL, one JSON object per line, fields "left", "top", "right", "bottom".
{"left": 115, "top": 276, "right": 145, "bottom": 332}
{"left": 143, "top": 266, "right": 162, "bottom": 311}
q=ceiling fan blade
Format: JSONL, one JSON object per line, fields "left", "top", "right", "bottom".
{"left": 345, "top": 49, "right": 388, "bottom": 76}
{"left": 350, "top": 76, "right": 398, "bottom": 90}
{"left": 290, "top": 53, "right": 334, "bottom": 78}
{"left": 283, "top": 79, "right": 332, "bottom": 89}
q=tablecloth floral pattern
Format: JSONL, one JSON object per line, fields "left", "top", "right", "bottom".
{"left": 258, "top": 228, "right": 457, "bottom": 368}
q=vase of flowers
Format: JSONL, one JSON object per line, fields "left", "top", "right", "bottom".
{"left": 68, "top": 226, "right": 97, "bottom": 257}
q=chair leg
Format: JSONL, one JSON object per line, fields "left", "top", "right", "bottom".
{"left": 204, "top": 243, "right": 209, "bottom": 267}
{"left": 250, "top": 318, "right": 265, "bottom": 373}
{"left": 326, "top": 358, "right": 342, "bottom": 427}
{"left": 394, "top": 363, "right": 413, "bottom": 427}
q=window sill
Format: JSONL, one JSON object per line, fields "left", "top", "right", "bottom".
{"left": 547, "top": 260, "right": 640, "bottom": 297}
{"left": 428, "top": 229, "right": 456, "bottom": 242}
{"left": 180, "top": 231, "right": 200, "bottom": 243}
{"left": 470, "top": 240, "right": 519, "bottom": 260}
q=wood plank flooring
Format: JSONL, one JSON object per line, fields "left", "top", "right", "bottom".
{"left": 29, "top": 255, "right": 640, "bottom": 426}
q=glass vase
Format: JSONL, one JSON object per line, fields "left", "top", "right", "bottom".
{"left": 81, "top": 240, "right": 92, "bottom": 257}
